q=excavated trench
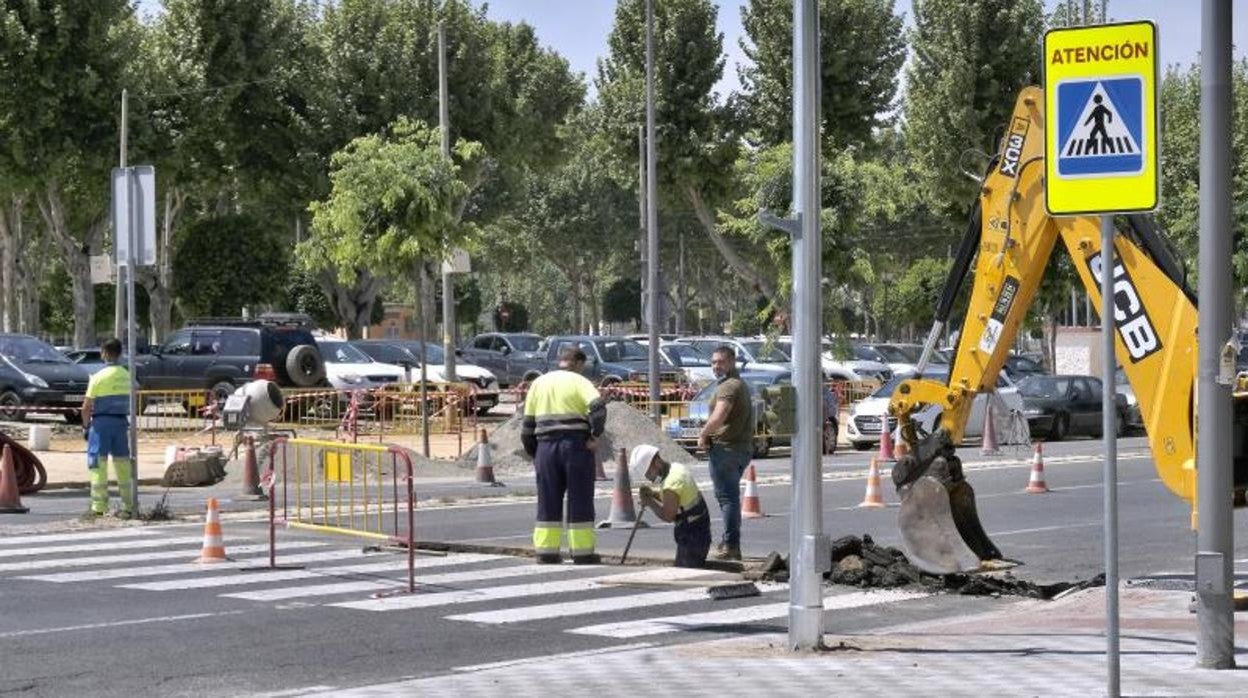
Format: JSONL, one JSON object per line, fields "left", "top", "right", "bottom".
{"left": 753, "top": 534, "right": 1105, "bottom": 600}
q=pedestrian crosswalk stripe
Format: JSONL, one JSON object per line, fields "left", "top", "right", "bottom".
{"left": 0, "top": 542, "right": 277, "bottom": 573}
{"left": 0, "top": 528, "right": 161, "bottom": 547}
{"left": 3, "top": 535, "right": 204, "bottom": 558}
{"left": 18, "top": 545, "right": 338, "bottom": 583}
{"left": 219, "top": 560, "right": 581, "bottom": 601}
{"left": 329, "top": 567, "right": 716, "bottom": 612}
{"left": 446, "top": 588, "right": 712, "bottom": 625}
{"left": 135, "top": 553, "right": 508, "bottom": 593}
{"left": 567, "top": 588, "right": 928, "bottom": 638}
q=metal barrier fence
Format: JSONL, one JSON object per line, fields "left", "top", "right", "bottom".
{"left": 265, "top": 437, "right": 415, "bottom": 593}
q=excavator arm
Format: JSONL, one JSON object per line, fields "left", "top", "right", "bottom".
{"left": 889, "top": 86, "right": 1209, "bottom": 573}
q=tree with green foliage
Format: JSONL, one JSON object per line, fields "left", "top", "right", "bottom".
{"left": 904, "top": 0, "right": 1045, "bottom": 219}
{"left": 602, "top": 278, "right": 642, "bottom": 329}
{"left": 171, "top": 214, "right": 289, "bottom": 318}
{"left": 737, "top": 0, "right": 906, "bottom": 150}
{"left": 301, "top": 118, "right": 481, "bottom": 338}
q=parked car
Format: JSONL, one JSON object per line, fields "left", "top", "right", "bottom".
{"left": 666, "top": 370, "right": 839, "bottom": 458}
{"left": 677, "top": 336, "right": 789, "bottom": 377}
{"left": 459, "top": 332, "right": 546, "bottom": 387}
{"left": 771, "top": 337, "right": 865, "bottom": 382}
{"left": 853, "top": 343, "right": 922, "bottom": 376}
{"left": 1115, "top": 366, "right": 1144, "bottom": 433}
{"left": 134, "top": 319, "right": 326, "bottom": 406}
{"left": 314, "top": 339, "right": 404, "bottom": 414}
{"left": 1017, "top": 374, "right": 1128, "bottom": 441}
{"left": 819, "top": 341, "right": 892, "bottom": 382}
{"left": 0, "top": 334, "right": 93, "bottom": 423}
{"left": 845, "top": 368, "right": 1025, "bottom": 451}
{"left": 635, "top": 340, "right": 716, "bottom": 385}
{"left": 1003, "top": 354, "right": 1048, "bottom": 382}
{"left": 542, "top": 336, "right": 682, "bottom": 385}
{"left": 64, "top": 347, "right": 131, "bottom": 375}
{"left": 353, "top": 340, "right": 500, "bottom": 415}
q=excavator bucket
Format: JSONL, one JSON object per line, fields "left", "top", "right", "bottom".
{"left": 898, "top": 476, "right": 983, "bottom": 574}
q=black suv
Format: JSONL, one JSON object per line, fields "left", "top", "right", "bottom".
{"left": 0, "top": 334, "right": 92, "bottom": 422}
{"left": 134, "top": 317, "right": 325, "bottom": 403}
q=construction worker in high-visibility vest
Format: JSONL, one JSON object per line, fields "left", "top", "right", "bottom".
{"left": 521, "top": 346, "right": 607, "bottom": 564}
{"left": 631, "top": 444, "right": 712, "bottom": 568}
{"left": 81, "top": 338, "right": 134, "bottom": 518}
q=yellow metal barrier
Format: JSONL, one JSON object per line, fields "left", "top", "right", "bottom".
{"left": 265, "top": 437, "right": 415, "bottom": 592}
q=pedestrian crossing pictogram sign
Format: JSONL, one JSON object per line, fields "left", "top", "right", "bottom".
{"left": 1044, "top": 21, "right": 1159, "bottom": 216}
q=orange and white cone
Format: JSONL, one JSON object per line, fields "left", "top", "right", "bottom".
{"left": 981, "top": 400, "right": 1000, "bottom": 455}
{"left": 877, "top": 416, "right": 895, "bottom": 462}
{"left": 193, "top": 497, "right": 230, "bottom": 563}
{"left": 859, "top": 457, "right": 885, "bottom": 508}
{"left": 0, "top": 444, "right": 29, "bottom": 514}
{"left": 475, "top": 428, "right": 504, "bottom": 487}
{"left": 1026, "top": 443, "right": 1050, "bottom": 494}
{"left": 741, "top": 463, "right": 763, "bottom": 519}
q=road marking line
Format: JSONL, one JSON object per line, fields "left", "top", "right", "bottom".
{"left": 451, "top": 642, "right": 656, "bottom": 673}
{"left": 329, "top": 567, "right": 716, "bottom": 612}
{"left": 1, "top": 535, "right": 204, "bottom": 558}
{"left": 992, "top": 522, "right": 1102, "bottom": 537}
{"left": 567, "top": 588, "right": 926, "bottom": 638}
{"left": 0, "top": 542, "right": 276, "bottom": 572}
{"left": 446, "top": 588, "right": 711, "bottom": 624}
{"left": 17, "top": 543, "right": 334, "bottom": 583}
{"left": 121, "top": 553, "right": 509, "bottom": 591}
{"left": 0, "top": 611, "right": 249, "bottom": 638}
{"left": 221, "top": 560, "right": 579, "bottom": 600}
{"left": 0, "top": 528, "right": 160, "bottom": 546}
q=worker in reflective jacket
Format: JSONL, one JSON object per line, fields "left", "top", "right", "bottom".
{"left": 81, "top": 338, "right": 134, "bottom": 517}
{"left": 521, "top": 346, "right": 607, "bottom": 564}
{"left": 631, "top": 444, "right": 712, "bottom": 568}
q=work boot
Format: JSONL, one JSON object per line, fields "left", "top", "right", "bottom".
{"left": 571, "top": 553, "right": 602, "bottom": 566}
{"left": 535, "top": 553, "right": 563, "bottom": 565}
{"left": 712, "top": 544, "right": 742, "bottom": 561}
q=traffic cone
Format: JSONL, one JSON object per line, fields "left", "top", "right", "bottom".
{"left": 1026, "top": 443, "right": 1050, "bottom": 493}
{"left": 193, "top": 498, "right": 230, "bottom": 563}
{"left": 740, "top": 463, "right": 764, "bottom": 519}
{"left": 474, "top": 428, "right": 504, "bottom": 487}
{"left": 596, "top": 448, "right": 647, "bottom": 529}
{"left": 238, "top": 436, "right": 267, "bottom": 501}
{"left": 877, "top": 416, "right": 895, "bottom": 461}
{"left": 981, "top": 400, "right": 1000, "bottom": 456}
{"left": 859, "top": 457, "right": 885, "bottom": 508}
{"left": 0, "top": 444, "right": 29, "bottom": 514}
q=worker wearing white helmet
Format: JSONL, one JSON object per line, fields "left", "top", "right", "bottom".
{"left": 630, "top": 444, "right": 712, "bottom": 568}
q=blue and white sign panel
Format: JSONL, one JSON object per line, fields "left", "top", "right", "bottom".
{"left": 1054, "top": 77, "right": 1145, "bottom": 178}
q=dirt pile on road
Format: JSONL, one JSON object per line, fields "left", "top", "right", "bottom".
{"left": 458, "top": 402, "right": 694, "bottom": 473}
{"left": 753, "top": 534, "right": 1105, "bottom": 600}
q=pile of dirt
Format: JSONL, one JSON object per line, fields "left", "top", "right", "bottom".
{"left": 756, "top": 534, "right": 1105, "bottom": 600}
{"left": 458, "top": 402, "right": 694, "bottom": 473}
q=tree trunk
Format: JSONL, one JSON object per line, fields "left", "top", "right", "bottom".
{"left": 419, "top": 261, "right": 437, "bottom": 341}
{"left": 319, "top": 268, "right": 380, "bottom": 339}
{"left": 35, "top": 182, "right": 102, "bottom": 348}
{"left": 0, "top": 194, "right": 22, "bottom": 332}
{"left": 683, "top": 184, "right": 775, "bottom": 298}
{"left": 138, "top": 187, "right": 184, "bottom": 344}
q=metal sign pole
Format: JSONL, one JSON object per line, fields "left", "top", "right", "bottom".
{"left": 125, "top": 167, "right": 139, "bottom": 514}
{"left": 644, "top": 0, "right": 660, "bottom": 419}
{"left": 438, "top": 20, "right": 457, "bottom": 381}
{"left": 1099, "top": 214, "right": 1119, "bottom": 695}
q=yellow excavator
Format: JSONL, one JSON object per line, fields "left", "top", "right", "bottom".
{"left": 888, "top": 85, "right": 1248, "bottom": 573}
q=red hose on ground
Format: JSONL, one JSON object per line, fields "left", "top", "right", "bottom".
{"left": 1, "top": 431, "right": 48, "bottom": 494}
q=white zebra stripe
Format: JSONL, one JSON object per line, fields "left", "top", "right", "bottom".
{"left": 220, "top": 560, "right": 580, "bottom": 601}
{"left": 0, "top": 543, "right": 276, "bottom": 572}
{"left": 0, "top": 528, "right": 160, "bottom": 546}
{"left": 125, "top": 553, "right": 506, "bottom": 592}
{"left": 18, "top": 544, "right": 337, "bottom": 583}
{"left": 2, "top": 535, "right": 204, "bottom": 558}
{"left": 567, "top": 588, "right": 928, "bottom": 638}
{"left": 446, "top": 588, "right": 712, "bottom": 625}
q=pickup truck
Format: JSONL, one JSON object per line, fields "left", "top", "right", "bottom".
{"left": 543, "top": 335, "right": 683, "bottom": 386}
{"left": 459, "top": 332, "right": 547, "bottom": 387}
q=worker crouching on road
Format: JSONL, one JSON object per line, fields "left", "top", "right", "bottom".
{"left": 81, "top": 337, "right": 134, "bottom": 518}
{"left": 630, "top": 445, "right": 712, "bottom": 568}
{"left": 521, "top": 347, "right": 608, "bottom": 565}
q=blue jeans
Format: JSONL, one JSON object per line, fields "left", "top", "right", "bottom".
{"left": 708, "top": 444, "right": 751, "bottom": 548}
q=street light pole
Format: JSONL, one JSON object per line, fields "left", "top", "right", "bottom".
{"left": 644, "top": 0, "right": 659, "bottom": 419}
{"left": 438, "top": 20, "right": 457, "bottom": 382}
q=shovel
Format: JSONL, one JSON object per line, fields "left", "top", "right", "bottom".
{"left": 619, "top": 505, "right": 647, "bottom": 565}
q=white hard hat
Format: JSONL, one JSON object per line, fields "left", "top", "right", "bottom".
{"left": 629, "top": 445, "right": 660, "bottom": 485}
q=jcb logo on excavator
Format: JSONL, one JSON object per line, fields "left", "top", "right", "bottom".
{"left": 998, "top": 117, "right": 1030, "bottom": 178}
{"left": 1086, "top": 253, "right": 1163, "bottom": 362}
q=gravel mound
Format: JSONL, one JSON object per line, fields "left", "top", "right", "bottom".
{"left": 756, "top": 534, "right": 1105, "bottom": 600}
{"left": 458, "top": 402, "right": 694, "bottom": 473}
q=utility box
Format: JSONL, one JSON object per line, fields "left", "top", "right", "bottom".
{"left": 762, "top": 384, "right": 798, "bottom": 437}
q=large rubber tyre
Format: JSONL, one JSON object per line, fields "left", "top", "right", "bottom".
{"left": 1094, "top": 412, "right": 1125, "bottom": 439}
{"left": 852, "top": 441, "right": 874, "bottom": 451}
{"left": 210, "top": 381, "right": 236, "bottom": 408}
{"left": 1048, "top": 412, "right": 1069, "bottom": 442}
{"left": 822, "top": 419, "right": 838, "bottom": 456}
{"left": 64, "top": 410, "right": 83, "bottom": 425}
{"left": 0, "top": 390, "right": 24, "bottom": 422}
{"left": 286, "top": 345, "right": 326, "bottom": 387}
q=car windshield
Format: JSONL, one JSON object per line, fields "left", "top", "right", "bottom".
{"left": 0, "top": 337, "right": 71, "bottom": 363}
{"left": 319, "top": 342, "right": 371, "bottom": 364}
{"left": 665, "top": 344, "right": 710, "bottom": 366}
{"left": 407, "top": 342, "right": 446, "bottom": 363}
{"left": 875, "top": 345, "right": 918, "bottom": 363}
{"left": 594, "top": 339, "right": 648, "bottom": 362}
{"left": 740, "top": 341, "right": 789, "bottom": 363}
{"left": 870, "top": 370, "right": 948, "bottom": 398}
{"left": 1018, "top": 375, "right": 1070, "bottom": 398}
{"left": 509, "top": 336, "right": 541, "bottom": 352}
